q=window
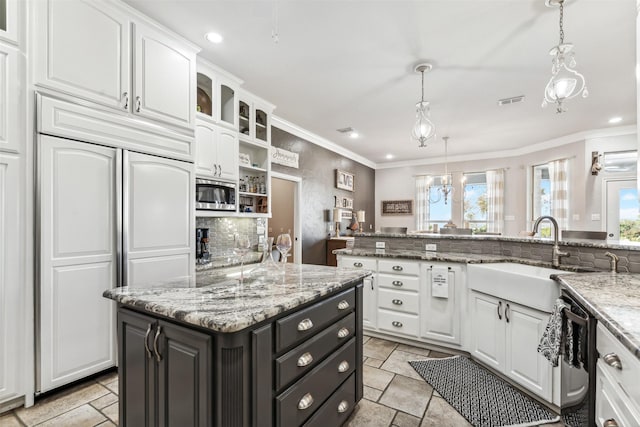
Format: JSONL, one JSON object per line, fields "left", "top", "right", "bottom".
{"left": 532, "top": 164, "right": 552, "bottom": 237}
{"left": 603, "top": 150, "right": 637, "bottom": 174}
{"left": 463, "top": 173, "right": 487, "bottom": 233}
{"left": 415, "top": 175, "right": 452, "bottom": 231}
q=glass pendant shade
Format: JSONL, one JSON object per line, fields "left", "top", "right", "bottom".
{"left": 412, "top": 101, "right": 435, "bottom": 147}
{"left": 542, "top": 44, "right": 587, "bottom": 113}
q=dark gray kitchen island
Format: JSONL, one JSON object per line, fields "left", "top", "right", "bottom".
{"left": 103, "top": 264, "right": 368, "bottom": 427}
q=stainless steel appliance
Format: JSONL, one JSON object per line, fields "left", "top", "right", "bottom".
{"left": 196, "top": 178, "right": 236, "bottom": 211}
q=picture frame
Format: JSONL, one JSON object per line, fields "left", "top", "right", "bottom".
{"left": 381, "top": 200, "right": 414, "bottom": 216}
{"left": 341, "top": 210, "right": 353, "bottom": 220}
{"left": 239, "top": 152, "right": 251, "bottom": 166}
{"left": 336, "top": 169, "right": 354, "bottom": 192}
{"left": 342, "top": 197, "right": 353, "bottom": 210}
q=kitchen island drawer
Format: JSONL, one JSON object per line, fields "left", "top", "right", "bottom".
{"left": 276, "top": 288, "right": 355, "bottom": 352}
{"left": 378, "top": 259, "right": 420, "bottom": 276}
{"left": 377, "top": 309, "right": 419, "bottom": 337}
{"left": 339, "top": 256, "right": 377, "bottom": 271}
{"left": 276, "top": 338, "right": 356, "bottom": 427}
{"left": 303, "top": 373, "right": 356, "bottom": 427}
{"left": 378, "top": 288, "right": 419, "bottom": 314}
{"left": 276, "top": 312, "right": 355, "bottom": 390}
{"left": 377, "top": 273, "right": 419, "bottom": 291}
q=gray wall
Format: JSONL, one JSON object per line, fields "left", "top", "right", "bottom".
{"left": 271, "top": 127, "right": 375, "bottom": 265}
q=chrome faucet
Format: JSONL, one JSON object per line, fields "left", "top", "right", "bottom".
{"left": 604, "top": 252, "right": 619, "bottom": 273}
{"left": 532, "top": 216, "right": 569, "bottom": 267}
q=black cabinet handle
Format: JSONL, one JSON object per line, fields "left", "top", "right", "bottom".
{"left": 353, "top": 262, "right": 363, "bottom": 268}
{"left": 505, "top": 303, "right": 510, "bottom": 323}
{"left": 392, "top": 321, "right": 403, "bottom": 328}
{"left": 392, "top": 280, "right": 403, "bottom": 287}
{"left": 392, "top": 265, "right": 403, "bottom": 271}
{"left": 497, "top": 301, "right": 503, "bottom": 320}
{"left": 392, "top": 299, "right": 403, "bottom": 305}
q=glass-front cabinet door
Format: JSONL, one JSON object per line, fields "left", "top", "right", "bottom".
{"left": 238, "top": 99, "right": 251, "bottom": 137}
{"left": 255, "top": 108, "right": 268, "bottom": 143}
{"left": 0, "top": 0, "right": 19, "bottom": 44}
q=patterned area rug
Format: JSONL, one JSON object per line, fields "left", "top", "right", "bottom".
{"left": 410, "top": 356, "right": 561, "bottom": 427}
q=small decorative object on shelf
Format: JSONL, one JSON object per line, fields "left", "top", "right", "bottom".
{"left": 197, "top": 88, "right": 212, "bottom": 116}
{"left": 239, "top": 153, "right": 251, "bottom": 166}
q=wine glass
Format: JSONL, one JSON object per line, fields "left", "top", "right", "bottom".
{"left": 276, "top": 233, "right": 292, "bottom": 265}
{"left": 233, "top": 234, "right": 251, "bottom": 283}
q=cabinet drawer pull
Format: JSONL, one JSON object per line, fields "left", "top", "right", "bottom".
{"left": 392, "top": 280, "right": 403, "bottom": 287}
{"left": 337, "top": 400, "right": 349, "bottom": 413}
{"left": 135, "top": 96, "right": 141, "bottom": 112}
{"left": 337, "top": 360, "right": 350, "bottom": 373}
{"left": 153, "top": 325, "right": 162, "bottom": 362}
{"left": 297, "top": 352, "right": 313, "bottom": 367}
{"left": 603, "top": 353, "right": 622, "bottom": 370}
{"left": 603, "top": 419, "right": 619, "bottom": 427}
{"left": 122, "top": 92, "right": 129, "bottom": 110}
{"left": 297, "top": 318, "right": 314, "bottom": 331}
{"left": 337, "top": 327, "right": 350, "bottom": 338}
{"left": 497, "top": 301, "right": 503, "bottom": 320}
{"left": 392, "top": 321, "right": 403, "bottom": 328}
{"left": 505, "top": 303, "right": 510, "bottom": 323}
{"left": 298, "top": 393, "right": 314, "bottom": 410}
{"left": 392, "top": 299, "right": 403, "bottom": 305}
{"left": 353, "top": 262, "right": 363, "bottom": 268}
{"left": 144, "top": 324, "right": 153, "bottom": 359}
{"left": 392, "top": 265, "right": 403, "bottom": 271}
{"left": 337, "top": 300, "right": 350, "bottom": 310}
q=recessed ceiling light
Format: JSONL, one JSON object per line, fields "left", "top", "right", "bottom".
{"left": 349, "top": 131, "right": 359, "bottom": 139}
{"left": 386, "top": 154, "right": 394, "bottom": 160}
{"left": 608, "top": 116, "right": 623, "bottom": 124}
{"left": 205, "top": 32, "right": 223, "bottom": 44}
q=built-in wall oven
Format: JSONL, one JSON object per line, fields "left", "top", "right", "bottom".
{"left": 196, "top": 178, "right": 236, "bottom": 211}
{"left": 560, "top": 290, "right": 597, "bottom": 427}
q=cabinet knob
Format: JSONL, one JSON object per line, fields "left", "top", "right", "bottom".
{"left": 153, "top": 325, "right": 162, "bottom": 362}
{"left": 603, "top": 353, "right": 623, "bottom": 370}
{"left": 392, "top": 321, "right": 403, "bottom": 328}
{"left": 337, "top": 400, "right": 349, "bottom": 413}
{"left": 392, "top": 265, "right": 403, "bottom": 271}
{"left": 297, "top": 318, "right": 314, "bottom": 331}
{"left": 603, "top": 419, "right": 619, "bottom": 427}
{"left": 135, "top": 96, "right": 141, "bottom": 112}
{"left": 298, "top": 393, "right": 314, "bottom": 410}
{"left": 337, "top": 360, "right": 350, "bottom": 373}
{"left": 353, "top": 262, "right": 363, "bottom": 268}
{"left": 337, "top": 300, "right": 350, "bottom": 310}
{"left": 392, "top": 280, "right": 403, "bottom": 287}
{"left": 337, "top": 327, "right": 350, "bottom": 339}
{"left": 297, "top": 352, "right": 314, "bottom": 367}
{"left": 144, "top": 324, "right": 153, "bottom": 359}
{"left": 122, "top": 92, "right": 129, "bottom": 110}
{"left": 392, "top": 299, "right": 403, "bottom": 305}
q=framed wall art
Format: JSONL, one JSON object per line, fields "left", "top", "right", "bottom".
{"left": 381, "top": 200, "right": 414, "bottom": 216}
{"left": 336, "top": 169, "right": 354, "bottom": 192}
{"left": 342, "top": 197, "right": 353, "bottom": 210}
{"left": 341, "top": 210, "right": 353, "bottom": 220}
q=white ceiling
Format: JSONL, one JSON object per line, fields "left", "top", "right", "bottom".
{"left": 124, "top": 0, "right": 637, "bottom": 166}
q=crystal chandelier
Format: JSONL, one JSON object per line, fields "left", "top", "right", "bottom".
{"left": 542, "top": 0, "right": 588, "bottom": 113}
{"left": 428, "top": 136, "right": 455, "bottom": 205}
{"left": 411, "top": 63, "right": 436, "bottom": 147}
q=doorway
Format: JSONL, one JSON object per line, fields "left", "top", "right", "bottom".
{"left": 605, "top": 178, "right": 640, "bottom": 243}
{"left": 270, "top": 172, "right": 302, "bottom": 263}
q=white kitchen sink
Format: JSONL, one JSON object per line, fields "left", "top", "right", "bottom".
{"left": 467, "top": 263, "right": 561, "bottom": 312}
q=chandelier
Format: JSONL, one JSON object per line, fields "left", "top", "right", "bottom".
{"left": 428, "top": 136, "right": 455, "bottom": 205}
{"left": 411, "top": 63, "right": 436, "bottom": 147}
{"left": 542, "top": 0, "right": 588, "bottom": 113}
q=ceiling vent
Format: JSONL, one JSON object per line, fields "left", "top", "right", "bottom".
{"left": 497, "top": 95, "right": 525, "bottom": 106}
{"left": 336, "top": 127, "right": 355, "bottom": 134}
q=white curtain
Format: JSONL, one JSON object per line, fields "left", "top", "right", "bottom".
{"left": 549, "top": 158, "right": 569, "bottom": 230}
{"left": 415, "top": 176, "right": 430, "bottom": 231}
{"left": 485, "top": 169, "right": 504, "bottom": 233}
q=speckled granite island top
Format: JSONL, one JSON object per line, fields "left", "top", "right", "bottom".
{"left": 552, "top": 273, "right": 640, "bottom": 360}
{"left": 103, "top": 264, "right": 370, "bottom": 333}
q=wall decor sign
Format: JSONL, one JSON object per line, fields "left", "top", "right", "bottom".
{"left": 341, "top": 210, "right": 353, "bottom": 220}
{"left": 271, "top": 147, "right": 299, "bottom": 169}
{"left": 336, "top": 169, "right": 354, "bottom": 192}
{"left": 342, "top": 197, "right": 353, "bottom": 210}
{"left": 381, "top": 200, "right": 414, "bottom": 216}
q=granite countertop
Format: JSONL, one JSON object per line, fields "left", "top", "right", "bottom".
{"left": 552, "top": 273, "right": 640, "bottom": 360}
{"left": 103, "top": 264, "right": 370, "bottom": 333}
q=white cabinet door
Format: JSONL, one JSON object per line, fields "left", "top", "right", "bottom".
{"left": 0, "top": 43, "right": 20, "bottom": 153}
{"left": 133, "top": 21, "right": 195, "bottom": 129}
{"left": 470, "top": 291, "right": 504, "bottom": 371}
{"left": 195, "top": 121, "right": 217, "bottom": 177}
{"left": 0, "top": 0, "right": 19, "bottom": 44}
{"left": 217, "top": 127, "right": 239, "bottom": 182}
{"left": 504, "top": 302, "right": 553, "bottom": 401}
{"left": 38, "top": 136, "right": 117, "bottom": 393}
{"left": 33, "top": 0, "right": 130, "bottom": 110}
{"left": 362, "top": 275, "right": 377, "bottom": 330}
{"left": 0, "top": 153, "right": 24, "bottom": 403}
{"left": 124, "top": 151, "right": 194, "bottom": 286}
{"left": 421, "top": 264, "right": 462, "bottom": 345}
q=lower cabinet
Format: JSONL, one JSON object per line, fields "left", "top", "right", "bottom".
{"left": 338, "top": 256, "right": 377, "bottom": 330}
{"left": 470, "top": 291, "right": 552, "bottom": 401}
{"left": 420, "top": 263, "right": 462, "bottom": 346}
{"left": 118, "top": 309, "right": 213, "bottom": 427}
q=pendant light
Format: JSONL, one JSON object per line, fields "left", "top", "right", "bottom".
{"left": 428, "top": 136, "right": 455, "bottom": 205}
{"left": 411, "top": 63, "right": 436, "bottom": 147}
{"left": 542, "top": 0, "right": 588, "bottom": 113}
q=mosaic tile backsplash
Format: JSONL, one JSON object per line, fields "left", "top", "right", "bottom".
{"left": 196, "top": 217, "right": 267, "bottom": 258}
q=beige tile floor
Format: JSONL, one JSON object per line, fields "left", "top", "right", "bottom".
{"left": 0, "top": 335, "right": 563, "bottom": 426}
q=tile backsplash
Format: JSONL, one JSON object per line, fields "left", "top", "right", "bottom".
{"left": 196, "top": 217, "right": 267, "bottom": 258}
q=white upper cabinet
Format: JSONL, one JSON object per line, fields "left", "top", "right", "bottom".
{"left": 195, "top": 119, "right": 238, "bottom": 182}
{"left": 0, "top": 0, "right": 20, "bottom": 44}
{"left": 0, "top": 43, "right": 21, "bottom": 153}
{"left": 33, "top": 0, "right": 198, "bottom": 131}
{"left": 196, "top": 58, "right": 241, "bottom": 130}
{"left": 237, "top": 89, "right": 274, "bottom": 145}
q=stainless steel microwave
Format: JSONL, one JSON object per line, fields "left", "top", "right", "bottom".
{"left": 196, "top": 178, "right": 236, "bottom": 211}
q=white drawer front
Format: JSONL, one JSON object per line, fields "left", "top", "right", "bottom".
{"left": 378, "top": 259, "right": 420, "bottom": 276}
{"left": 596, "top": 362, "right": 638, "bottom": 427}
{"left": 377, "top": 309, "right": 419, "bottom": 337}
{"left": 378, "top": 288, "right": 419, "bottom": 315}
{"left": 377, "top": 274, "right": 420, "bottom": 292}
{"left": 338, "top": 256, "right": 377, "bottom": 271}
{"left": 597, "top": 323, "right": 640, "bottom": 414}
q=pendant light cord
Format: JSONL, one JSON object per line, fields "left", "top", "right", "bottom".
{"left": 420, "top": 69, "right": 425, "bottom": 103}
{"left": 558, "top": 0, "right": 564, "bottom": 45}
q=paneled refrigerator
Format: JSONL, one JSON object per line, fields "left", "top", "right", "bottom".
{"left": 37, "top": 134, "right": 194, "bottom": 393}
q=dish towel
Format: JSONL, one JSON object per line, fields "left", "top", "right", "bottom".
{"left": 537, "top": 298, "right": 572, "bottom": 367}
{"left": 564, "top": 305, "right": 587, "bottom": 370}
